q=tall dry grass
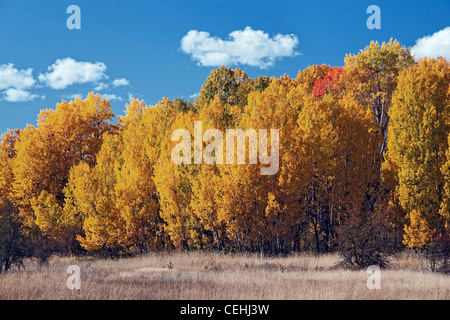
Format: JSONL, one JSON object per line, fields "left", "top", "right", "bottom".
{"left": 0, "top": 251, "right": 448, "bottom": 300}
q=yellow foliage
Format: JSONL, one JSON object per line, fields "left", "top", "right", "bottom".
{"left": 4, "top": 50, "right": 450, "bottom": 256}
{"left": 386, "top": 57, "right": 450, "bottom": 248}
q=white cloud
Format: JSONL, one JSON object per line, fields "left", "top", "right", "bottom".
{"left": 0, "top": 63, "right": 35, "bottom": 90}
{"left": 39, "top": 57, "right": 107, "bottom": 89}
{"left": 94, "top": 82, "right": 109, "bottom": 91}
{"left": 102, "top": 93, "right": 123, "bottom": 101}
{"left": 0, "top": 63, "right": 39, "bottom": 102}
{"left": 112, "top": 78, "right": 130, "bottom": 87}
{"left": 180, "top": 26, "right": 299, "bottom": 69}
{"left": 0, "top": 59, "right": 130, "bottom": 103}
{"left": 3, "top": 88, "right": 41, "bottom": 102}
{"left": 411, "top": 27, "right": 450, "bottom": 60}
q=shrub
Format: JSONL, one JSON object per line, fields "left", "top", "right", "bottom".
{"left": 0, "top": 200, "right": 27, "bottom": 273}
{"left": 336, "top": 201, "right": 397, "bottom": 269}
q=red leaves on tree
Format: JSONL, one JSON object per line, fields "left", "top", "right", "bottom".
{"left": 312, "top": 66, "right": 343, "bottom": 99}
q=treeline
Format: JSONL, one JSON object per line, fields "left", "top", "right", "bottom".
{"left": 1, "top": 40, "right": 449, "bottom": 271}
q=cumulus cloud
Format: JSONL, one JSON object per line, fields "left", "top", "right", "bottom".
{"left": 0, "top": 59, "right": 130, "bottom": 103}
{"left": 112, "top": 78, "right": 130, "bottom": 87}
{"left": 180, "top": 26, "right": 299, "bottom": 69}
{"left": 0, "top": 63, "right": 35, "bottom": 90}
{"left": 411, "top": 27, "right": 450, "bottom": 60}
{"left": 3, "top": 88, "right": 42, "bottom": 102}
{"left": 39, "top": 58, "right": 107, "bottom": 89}
{"left": 0, "top": 63, "right": 39, "bottom": 102}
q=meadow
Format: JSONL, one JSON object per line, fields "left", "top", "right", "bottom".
{"left": 0, "top": 251, "right": 448, "bottom": 300}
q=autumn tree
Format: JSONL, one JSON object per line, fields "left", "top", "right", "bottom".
{"left": 251, "top": 76, "right": 271, "bottom": 92}
{"left": 11, "top": 93, "right": 116, "bottom": 257}
{"left": 188, "top": 96, "right": 233, "bottom": 249}
{"left": 67, "top": 133, "right": 126, "bottom": 255}
{"left": 297, "top": 87, "right": 383, "bottom": 252}
{"left": 193, "top": 75, "right": 305, "bottom": 253}
{"left": 385, "top": 57, "right": 450, "bottom": 256}
{"left": 0, "top": 41, "right": 439, "bottom": 263}
{"left": 0, "top": 129, "right": 27, "bottom": 272}
{"left": 241, "top": 75, "right": 303, "bottom": 254}
{"left": 173, "top": 97, "right": 195, "bottom": 114}
{"left": 157, "top": 67, "right": 271, "bottom": 251}
{"left": 344, "top": 39, "right": 415, "bottom": 156}
{"left": 115, "top": 99, "right": 166, "bottom": 253}
{"left": 154, "top": 111, "right": 198, "bottom": 249}
{"left": 441, "top": 133, "right": 450, "bottom": 229}
{"left": 312, "top": 66, "right": 343, "bottom": 99}
{"left": 195, "top": 66, "right": 252, "bottom": 112}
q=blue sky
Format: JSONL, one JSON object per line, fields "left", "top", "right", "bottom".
{"left": 0, "top": 0, "right": 449, "bottom": 134}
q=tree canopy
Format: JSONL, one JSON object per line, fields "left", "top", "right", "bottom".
{"left": 1, "top": 42, "right": 449, "bottom": 270}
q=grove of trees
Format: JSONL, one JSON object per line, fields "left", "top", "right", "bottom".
{"left": 1, "top": 40, "right": 449, "bottom": 271}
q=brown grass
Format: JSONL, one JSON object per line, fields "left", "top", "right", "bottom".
{"left": 0, "top": 251, "right": 448, "bottom": 300}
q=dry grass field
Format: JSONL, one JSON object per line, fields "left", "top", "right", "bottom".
{"left": 0, "top": 251, "right": 448, "bottom": 300}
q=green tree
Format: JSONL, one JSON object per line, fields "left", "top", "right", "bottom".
{"left": 195, "top": 66, "right": 252, "bottom": 112}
